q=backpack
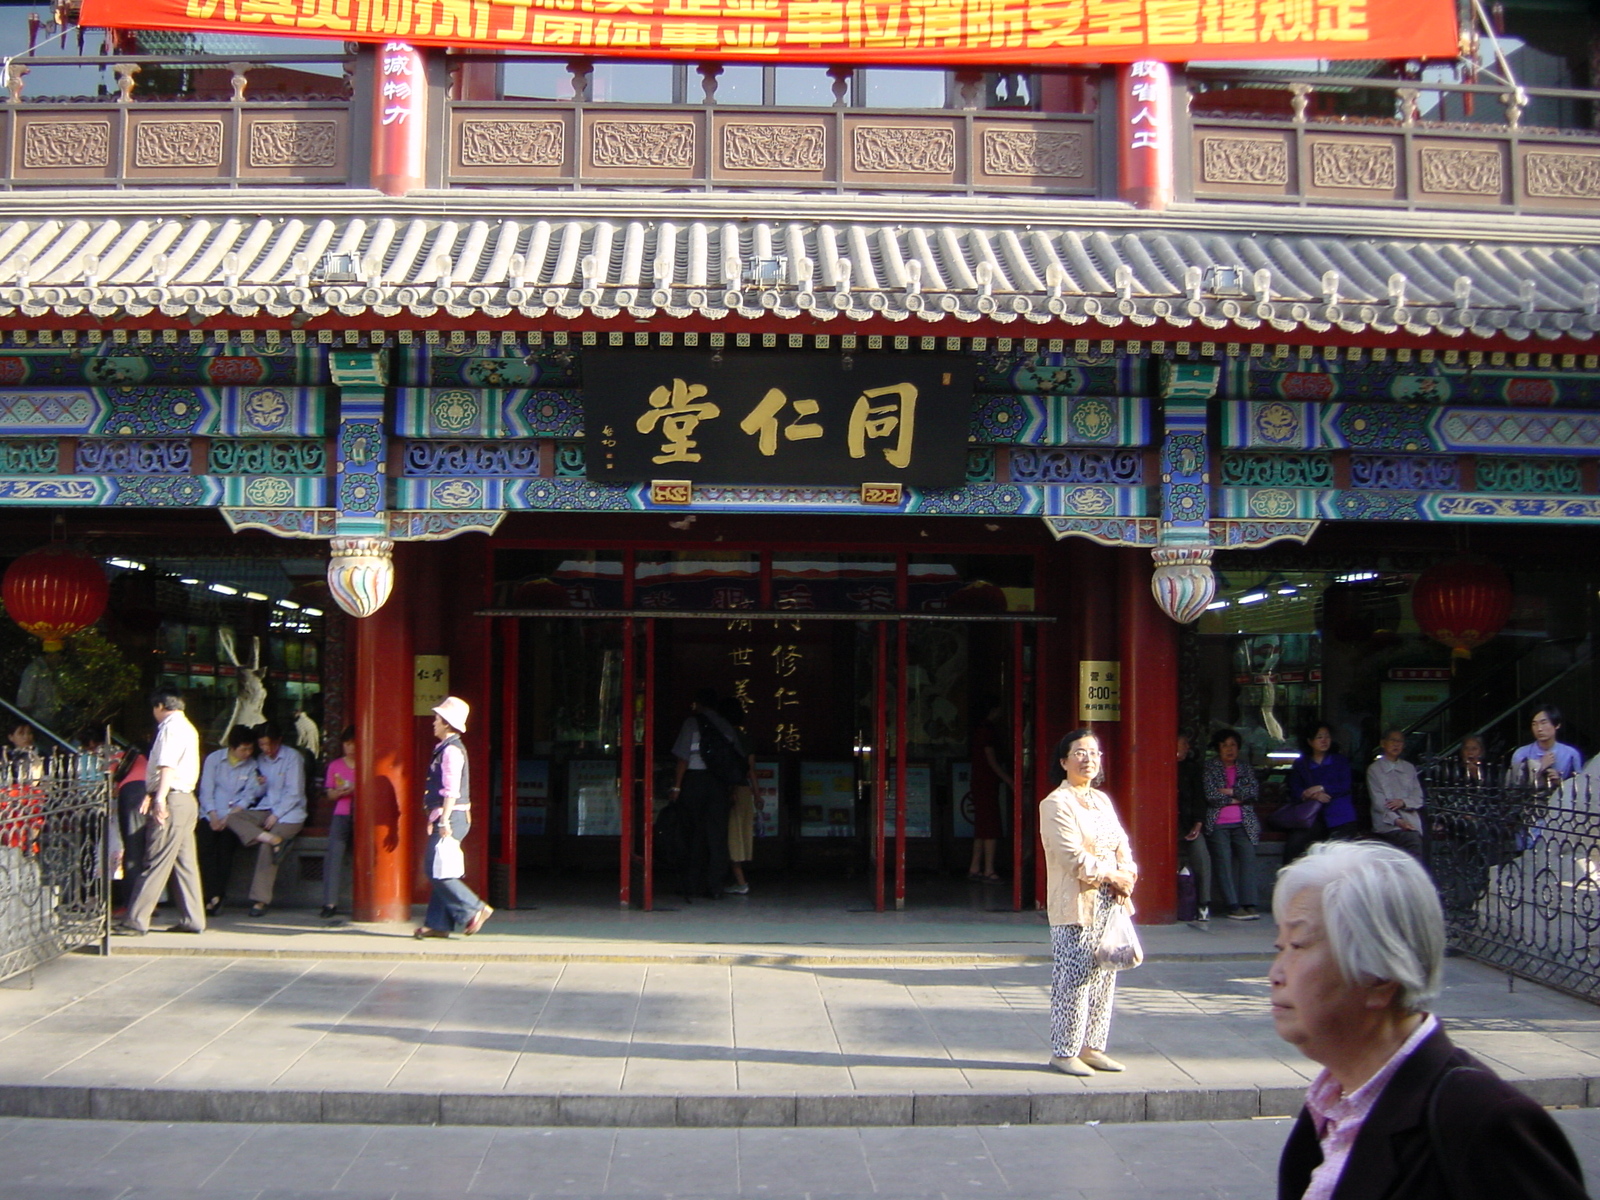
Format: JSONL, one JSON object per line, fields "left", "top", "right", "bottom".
{"left": 696, "top": 714, "right": 747, "bottom": 788}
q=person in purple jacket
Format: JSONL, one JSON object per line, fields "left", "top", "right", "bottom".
{"left": 1283, "top": 723, "right": 1356, "bottom": 866}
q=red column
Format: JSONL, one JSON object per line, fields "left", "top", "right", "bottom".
{"left": 1117, "top": 549, "right": 1179, "bottom": 923}
{"left": 1117, "top": 60, "right": 1174, "bottom": 212}
{"left": 371, "top": 42, "right": 426, "bottom": 198}
{"left": 353, "top": 544, "right": 415, "bottom": 924}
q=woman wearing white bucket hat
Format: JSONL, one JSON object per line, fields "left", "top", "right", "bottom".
{"left": 415, "top": 696, "right": 493, "bottom": 939}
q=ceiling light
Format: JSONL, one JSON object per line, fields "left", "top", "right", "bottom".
{"left": 276, "top": 599, "right": 301, "bottom": 610}
{"left": 1206, "top": 600, "right": 1229, "bottom": 610}
{"left": 1238, "top": 591, "right": 1268, "bottom": 605}
{"left": 303, "top": 607, "right": 323, "bottom": 617}
{"left": 244, "top": 591, "right": 269, "bottom": 601}
{"left": 209, "top": 583, "right": 239, "bottom": 595}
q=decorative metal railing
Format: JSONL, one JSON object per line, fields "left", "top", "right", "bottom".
{"left": 1426, "top": 762, "right": 1600, "bottom": 1002}
{"left": 0, "top": 754, "right": 111, "bottom": 983}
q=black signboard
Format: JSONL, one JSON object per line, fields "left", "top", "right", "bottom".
{"left": 582, "top": 352, "right": 974, "bottom": 486}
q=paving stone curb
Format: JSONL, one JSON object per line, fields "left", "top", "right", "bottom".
{"left": 0, "top": 1081, "right": 1590, "bottom": 1127}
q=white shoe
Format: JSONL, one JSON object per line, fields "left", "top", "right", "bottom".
{"left": 1050, "top": 1055, "right": 1092, "bottom": 1076}
{"left": 1080, "top": 1048, "right": 1126, "bottom": 1072}
{"left": 1197, "top": 906, "right": 1210, "bottom": 922}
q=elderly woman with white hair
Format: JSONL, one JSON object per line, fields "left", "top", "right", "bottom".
{"left": 1271, "top": 840, "right": 1585, "bottom": 1200}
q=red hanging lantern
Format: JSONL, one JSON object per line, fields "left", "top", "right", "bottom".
{"left": 2, "top": 545, "right": 110, "bottom": 652}
{"left": 1411, "top": 559, "right": 1513, "bottom": 660}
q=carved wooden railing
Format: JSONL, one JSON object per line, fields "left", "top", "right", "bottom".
{"left": 1185, "top": 68, "right": 1600, "bottom": 215}
{"left": 446, "top": 57, "right": 1103, "bottom": 197}
{"left": 0, "top": 53, "right": 353, "bottom": 188}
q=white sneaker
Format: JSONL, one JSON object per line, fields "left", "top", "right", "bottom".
{"left": 1197, "top": 906, "right": 1210, "bottom": 922}
{"left": 724, "top": 883, "right": 749, "bottom": 895}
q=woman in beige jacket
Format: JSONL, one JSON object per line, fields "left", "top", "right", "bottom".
{"left": 1040, "top": 728, "right": 1137, "bottom": 1076}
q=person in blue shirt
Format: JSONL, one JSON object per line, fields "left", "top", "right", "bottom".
{"left": 1283, "top": 722, "right": 1356, "bottom": 866}
{"left": 196, "top": 724, "right": 265, "bottom": 915}
{"left": 223, "top": 721, "right": 306, "bottom": 917}
{"left": 1509, "top": 703, "right": 1583, "bottom": 788}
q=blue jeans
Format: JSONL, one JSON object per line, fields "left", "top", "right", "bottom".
{"left": 1207, "top": 823, "right": 1257, "bottom": 910}
{"left": 424, "top": 810, "right": 484, "bottom": 932}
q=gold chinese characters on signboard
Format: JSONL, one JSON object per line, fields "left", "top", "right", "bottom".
{"left": 80, "top": 0, "right": 1458, "bottom": 64}
{"left": 584, "top": 352, "right": 971, "bottom": 488}
{"left": 1079, "top": 660, "right": 1121, "bottom": 722}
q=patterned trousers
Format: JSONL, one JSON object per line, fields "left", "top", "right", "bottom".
{"left": 1049, "top": 921, "right": 1117, "bottom": 1058}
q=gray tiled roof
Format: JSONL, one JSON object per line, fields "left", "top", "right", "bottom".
{"left": 0, "top": 190, "right": 1596, "bottom": 339}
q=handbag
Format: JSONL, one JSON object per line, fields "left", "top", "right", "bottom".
{"left": 431, "top": 834, "right": 465, "bottom": 880}
{"left": 1268, "top": 799, "right": 1322, "bottom": 831}
{"left": 1094, "top": 904, "right": 1144, "bottom": 970}
{"left": 1176, "top": 866, "right": 1198, "bottom": 922}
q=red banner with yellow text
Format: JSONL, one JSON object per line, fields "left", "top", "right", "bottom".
{"left": 78, "top": 0, "right": 1460, "bottom": 64}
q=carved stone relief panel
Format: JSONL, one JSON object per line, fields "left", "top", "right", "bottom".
{"left": 981, "top": 129, "right": 1085, "bottom": 178}
{"left": 460, "top": 119, "right": 564, "bottom": 167}
{"left": 853, "top": 126, "right": 955, "bottom": 174}
{"left": 1418, "top": 146, "right": 1501, "bottom": 195}
{"left": 590, "top": 120, "right": 694, "bottom": 169}
{"left": 1525, "top": 151, "right": 1600, "bottom": 199}
{"left": 249, "top": 120, "right": 339, "bottom": 168}
{"left": 22, "top": 121, "right": 111, "bottom": 169}
{"left": 721, "top": 123, "right": 825, "bottom": 171}
{"left": 1200, "top": 136, "right": 1289, "bottom": 186}
{"left": 133, "top": 120, "right": 225, "bottom": 168}
{"left": 1311, "top": 140, "right": 1397, "bottom": 189}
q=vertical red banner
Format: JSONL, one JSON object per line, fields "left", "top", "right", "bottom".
{"left": 372, "top": 41, "right": 426, "bottom": 198}
{"left": 1117, "top": 59, "right": 1173, "bottom": 212}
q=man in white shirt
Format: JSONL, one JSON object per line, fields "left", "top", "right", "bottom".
{"left": 1367, "top": 728, "right": 1425, "bottom": 862}
{"left": 115, "top": 690, "right": 205, "bottom": 936}
{"left": 223, "top": 721, "right": 306, "bottom": 917}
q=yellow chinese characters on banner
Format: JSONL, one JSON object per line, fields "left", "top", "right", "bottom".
{"left": 80, "top": 0, "right": 1458, "bottom": 63}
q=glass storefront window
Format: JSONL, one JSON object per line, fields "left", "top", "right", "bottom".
{"left": 907, "top": 553, "right": 1035, "bottom": 613}
{"left": 495, "top": 549, "right": 625, "bottom": 610}
{"left": 635, "top": 550, "right": 759, "bottom": 611}
{"left": 771, "top": 554, "right": 894, "bottom": 612}
{"left": 1190, "top": 557, "right": 1597, "bottom": 772}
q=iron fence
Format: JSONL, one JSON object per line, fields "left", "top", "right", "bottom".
{"left": 1425, "top": 762, "right": 1600, "bottom": 1001}
{"left": 0, "top": 754, "right": 111, "bottom": 983}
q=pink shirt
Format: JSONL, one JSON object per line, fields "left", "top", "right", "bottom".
{"left": 324, "top": 757, "right": 354, "bottom": 818}
{"left": 1216, "top": 763, "right": 1243, "bottom": 825}
{"left": 1302, "top": 1014, "right": 1439, "bottom": 1200}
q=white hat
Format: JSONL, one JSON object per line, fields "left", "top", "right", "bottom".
{"left": 432, "top": 696, "right": 470, "bottom": 733}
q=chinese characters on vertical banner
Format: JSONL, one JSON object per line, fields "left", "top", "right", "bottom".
{"left": 380, "top": 43, "right": 421, "bottom": 127}
{"left": 82, "top": 0, "right": 1459, "bottom": 64}
{"left": 585, "top": 353, "right": 972, "bottom": 487}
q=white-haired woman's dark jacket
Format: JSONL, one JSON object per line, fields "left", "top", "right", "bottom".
{"left": 1279, "top": 1024, "right": 1585, "bottom": 1200}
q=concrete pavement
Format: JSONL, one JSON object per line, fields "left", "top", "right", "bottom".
{"left": 2, "top": 1110, "right": 1599, "bottom": 1199}
{"left": 2, "top": 908, "right": 1599, "bottom": 1127}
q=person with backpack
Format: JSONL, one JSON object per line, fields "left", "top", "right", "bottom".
{"left": 668, "top": 688, "right": 744, "bottom": 901}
